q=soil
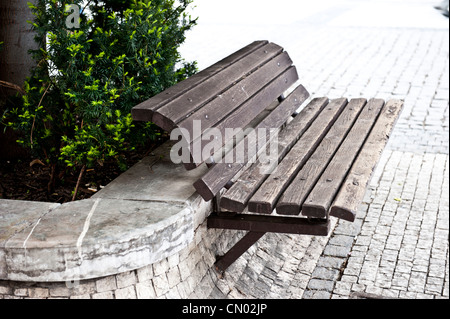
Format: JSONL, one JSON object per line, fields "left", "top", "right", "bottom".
{"left": 0, "top": 140, "right": 166, "bottom": 204}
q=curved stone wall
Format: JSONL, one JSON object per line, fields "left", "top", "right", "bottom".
{"left": 0, "top": 222, "right": 247, "bottom": 299}
{"left": 0, "top": 140, "right": 244, "bottom": 298}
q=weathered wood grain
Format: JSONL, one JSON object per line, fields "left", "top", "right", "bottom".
{"left": 193, "top": 83, "right": 308, "bottom": 201}
{"left": 301, "top": 99, "right": 385, "bottom": 219}
{"left": 185, "top": 66, "right": 299, "bottom": 171}
{"left": 219, "top": 97, "right": 329, "bottom": 213}
{"left": 330, "top": 99, "right": 404, "bottom": 222}
{"left": 275, "top": 98, "right": 367, "bottom": 216}
{"left": 152, "top": 43, "right": 284, "bottom": 131}
{"left": 177, "top": 52, "right": 293, "bottom": 145}
{"left": 247, "top": 98, "right": 349, "bottom": 214}
{"left": 131, "top": 40, "right": 268, "bottom": 122}
{"left": 207, "top": 212, "right": 330, "bottom": 236}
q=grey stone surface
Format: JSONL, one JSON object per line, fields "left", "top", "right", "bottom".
{"left": 92, "top": 141, "right": 208, "bottom": 204}
{"left": 0, "top": 139, "right": 211, "bottom": 282}
{"left": 2, "top": 198, "right": 193, "bottom": 281}
{"left": 0, "top": 200, "right": 60, "bottom": 246}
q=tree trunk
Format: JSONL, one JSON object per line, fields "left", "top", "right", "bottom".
{"left": 0, "top": 0, "right": 38, "bottom": 94}
{"left": 0, "top": 0, "right": 38, "bottom": 159}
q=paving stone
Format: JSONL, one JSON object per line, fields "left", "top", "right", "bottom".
{"left": 381, "top": 289, "right": 400, "bottom": 299}
{"left": 166, "top": 267, "right": 182, "bottom": 289}
{"left": 135, "top": 281, "right": 157, "bottom": 299}
{"left": 307, "top": 279, "right": 335, "bottom": 292}
{"left": 391, "top": 272, "right": 410, "bottom": 288}
{"left": 49, "top": 287, "right": 71, "bottom": 297}
{"left": 136, "top": 265, "right": 154, "bottom": 283}
{"left": 333, "top": 281, "right": 352, "bottom": 296}
{"left": 152, "top": 274, "right": 170, "bottom": 297}
{"left": 302, "top": 289, "right": 332, "bottom": 299}
{"left": 115, "top": 286, "right": 137, "bottom": 299}
{"left": 153, "top": 258, "right": 170, "bottom": 277}
{"left": 14, "top": 288, "right": 28, "bottom": 297}
{"left": 323, "top": 245, "right": 351, "bottom": 258}
{"left": 28, "top": 287, "right": 50, "bottom": 299}
{"left": 92, "top": 291, "right": 114, "bottom": 299}
{"left": 70, "top": 294, "right": 91, "bottom": 299}
{"left": 0, "top": 284, "right": 12, "bottom": 295}
{"left": 408, "top": 271, "right": 427, "bottom": 293}
{"left": 95, "top": 276, "right": 117, "bottom": 293}
{"left": 311, "top": 267, "right": 340, "bottom": 281}
{"left": 328, "top": 235, "right": 355, "bottom": 248}
{"left": 317, "top": 256, "right": 346, "bottom": 269}
{"left": 116, "top": 271, "right": 137, "bottom": 289}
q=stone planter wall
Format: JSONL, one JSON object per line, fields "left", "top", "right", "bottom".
{"left": 0, "top": 222, "right": 246, "bottom": 299}
{"left": 0, "top": 140, "right": 247, "bottom": 299}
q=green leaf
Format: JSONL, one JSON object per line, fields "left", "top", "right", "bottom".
{"left": 27, "top": 2, "right": 37, "bottom": 9}
{"left": 7, "top": 0, "right": 198, "bottom": 181}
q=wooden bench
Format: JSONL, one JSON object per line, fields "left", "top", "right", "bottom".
{"left": 132, "top": 40, "right": 404, "bottom": 272}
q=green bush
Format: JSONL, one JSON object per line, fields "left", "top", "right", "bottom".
{"left": 3, "top": 0, "right": 197, "bottom": 192}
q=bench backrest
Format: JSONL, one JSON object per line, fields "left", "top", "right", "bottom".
{"left": 132, "top": 41, "right": 310, "bottom": 201}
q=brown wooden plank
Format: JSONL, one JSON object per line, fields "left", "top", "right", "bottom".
{"left": 131, "top": 40, "right": 268, "bottom": 122}
{"left": 186, "top": 66, "right": 299, "bottom": 171}
{"left": 193, "top": 82, "right": 307, "bottom": 201}
{"left": 214, "top": 231, "right": 266, "bottom": 272}
{"left": 207, "top": 212, "right": 330, "bottom": 236}
{"left": 151, "top": 42, "right": 284, "bottom": 131}
{"left": 330, "top": 99, "right": 404, "bottom": 222}
{"left": 219, "top": 97, "right": 329, "bottom": 213}
{"left": 301, "top": 99, "right": 385, "bottom": 219}
{"left": 177, "top": 52, "right": 293, "bottom": 146}
{"left": 247, "top": 98, "right": 349, "bottom": 214}
{"left": 275, "top": 98, "right": 368, "bottom": 216}
{"left": 221, "top": 83, "right": 309, "bottom": 165}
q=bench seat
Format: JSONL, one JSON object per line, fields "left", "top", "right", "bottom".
{"left": 218, "top": 98, "right": 403, "bottom": 221}
{"left": 131, "top": 41, "right": 404, "bottom": 272}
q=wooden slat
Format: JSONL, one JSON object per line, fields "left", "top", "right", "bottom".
{"left": 247, "top": 98, "right": 349, "bottom": 214}
{"left": 177, "top": 52, "right": 293, "bottom": 146}
{"left": 207, "top": 212, "right": 330, "bottom": 236}
{"left": 131, "top": 40, "right": 268, "bottom": 122}
{"left": 301, "top": 99, "right": 385, "bottom": 219}
{"left": 219, "top": 97, "right": 329, "bottom": 213}
{"left": 330, "top": 99, "right": 404, "bottom": 222}
{"left": 275, "top": 98, "right": 368, "bottom": 216}
{"left": 193, "top": 82, "right": 308, "bottom": 201}
{"left": 184, "top": 65, "right": 299, "bottom": 171}
{"left": 152, "top": 42, "right": 284, "bottom": 131}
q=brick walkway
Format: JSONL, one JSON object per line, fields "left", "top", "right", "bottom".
{"left": 179, "top": 0, "right": 449, "bottom": 299}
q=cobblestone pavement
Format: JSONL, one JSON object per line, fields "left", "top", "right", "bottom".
{"left": 179, "top": 0, "right": 449, "bottom": 299}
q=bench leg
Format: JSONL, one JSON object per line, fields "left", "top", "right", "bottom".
{"left": 215, "top": 231, "right": 265, "bottom": 273}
